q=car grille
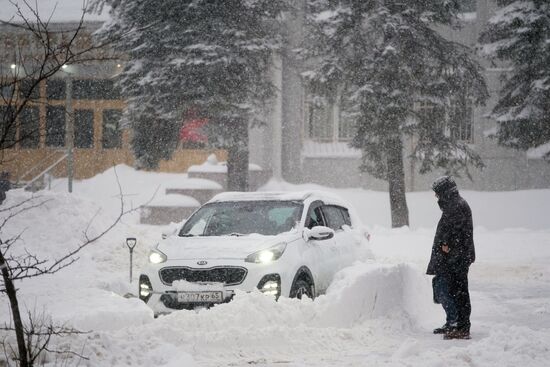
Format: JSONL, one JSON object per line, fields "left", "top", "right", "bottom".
{"left": 159, "top": 266, "right": 247, "bottom": 286}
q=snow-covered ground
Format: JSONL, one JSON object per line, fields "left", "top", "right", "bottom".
{"left": 1, "top": 165, "right": 549, "bottom": 366}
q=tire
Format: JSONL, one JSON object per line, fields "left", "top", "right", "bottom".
{"left": 290, "top": 278, "right": 314, "bottom": 300}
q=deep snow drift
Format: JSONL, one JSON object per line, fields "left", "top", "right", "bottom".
{"left": 1, "top": 165, "right": 549, "bottom": 366}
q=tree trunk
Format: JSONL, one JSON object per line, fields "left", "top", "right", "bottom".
{"left": 386, "top": 136, "right": 409, "bottom": 228}
{"left": 0, "top": 248, "right": 29, "bottom": 367}
{"left": 226, "top": 120, "right": 249, "bottom": 191}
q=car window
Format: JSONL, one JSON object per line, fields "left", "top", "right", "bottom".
{"left": 187, "top": 218, "right": 208, "bottom": 236}
{"left": 340, "top": 207, "right": 352, "bottom": 226}
{"left": 306, "top": 203, "right": 326, "bottom": 229}
{"left": 184, "top": 207, "right": 215, "bottom": 235}
{"left": 323, "top": 205, "right": 347, "bottom": 231}
{"left": 269, "top": 207, "right": 297, "bottom": 226}
{"left": 179, "top": 201, "right": 303, "bottom": 236}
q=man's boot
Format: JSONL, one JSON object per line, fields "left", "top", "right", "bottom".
{"left": 443, "top": 328, "right": 471, "bottom": 340}
{"left": 433, "top": 324, "right": 452, "bottom": 334}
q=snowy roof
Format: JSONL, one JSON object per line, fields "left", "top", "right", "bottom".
{"left": 187, "top": 162, "right": 262, "bottom": 173}
{"left": 166, "top": 178, "right": 223, "bottom": 190}
{"left": 0, "top": 0, "right": 110, "bottom": 23}
{"left": 302, "top": 140, "right": 361, "bottom": 158}
{"left": 527, "top": 142, "right": 550, "bottom": 160}
{"left": 149, "top": 194, "right": 200, "bottom": 208}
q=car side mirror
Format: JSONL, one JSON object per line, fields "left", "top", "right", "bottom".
{"left": 303, "top": 226, "right": 335, "bottom": 241}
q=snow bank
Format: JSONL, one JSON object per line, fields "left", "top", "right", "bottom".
{"left": 125, "top": 263, "right": 436, "bottom": 340}
{"left": 0, "top": 189, "right": 156, "bottom": 326}
{"left": 1, "top": 190, "right": 115, "bottom": 260}
{"left": 51, "top": 164, "right": 190, "bottom": 221}
{"left": 74, "top": 262, "right": 437, "bottom": 366}
{"left": 148, "top": 194, "right": 200, "bottom": 207}
{"left": 318, "top": 263, "right": 439, "bottom": 329}
{"left": 3, "top": 167, "right": 550, "bottom": 366}
{"left": 48, "top": 164, "right": 550, "bottom": 230}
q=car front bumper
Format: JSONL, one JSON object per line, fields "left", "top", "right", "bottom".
{"left": 139, "top": 258, "right": 294, "bottom": 314}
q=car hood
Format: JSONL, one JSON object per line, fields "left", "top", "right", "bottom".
{"left": 157, "top": 232, "right": 300, "bottom": 260}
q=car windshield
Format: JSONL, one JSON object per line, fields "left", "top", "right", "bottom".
{"left": 179, "top": 200, "right": 304, "bottom": 237}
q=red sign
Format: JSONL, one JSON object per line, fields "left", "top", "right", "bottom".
{"left": 180, "top": 117, "right": 208, "bottom": 143}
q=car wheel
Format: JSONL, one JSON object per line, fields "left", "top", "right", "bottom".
{"left": 290, "top": 278, "right": 314, "bottom": 300}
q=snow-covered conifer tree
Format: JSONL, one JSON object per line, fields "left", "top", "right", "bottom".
{"left": 303, "top": 0, "right": 488, "bottom": 227}
{"left": 479, "top": 0, "right": 550, "bottom": 160}
{"left": 95, "top": 0, "right": 286, "bottom": 190}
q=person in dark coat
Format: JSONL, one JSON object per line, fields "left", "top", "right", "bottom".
{"left": 427, "top": 176, "right": 475, "bottom": 340}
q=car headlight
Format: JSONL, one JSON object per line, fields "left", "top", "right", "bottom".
{"left": 245, "top": 243, "right": 287, "bottom": 264}
{"left": 149, "top": 248, "right": 167, "bottom": 264}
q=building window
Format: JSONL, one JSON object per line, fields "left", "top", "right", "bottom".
{"left": 46, "top": 106, "right": 65, "bottom": 147}
{"left": 73, "top": 79, "right": 120, "bottom": 100}
{"left": 415, "top": 100, "right": 474, "bottom": 143}
{"left": 19, "top": 107, "right": 40, "bottom": 149}
{"left": 102, "top": 109, "right": 122, "bottom": 149}
{"left": 46, "top": 79, "right": 66, "bottom": 100}
{"left": 74, "top": 109, "right": 94, "bottom": 148}
{"left": 1, "top": 84, "right": 15, "bottom": 99}
{"left": 338, "top": 111, "right": 354, "bottom": 141}
{"left": 308, "top": 97, "right": 332, "bottom": 141}
{"left": 306, "top": 92, "right": 354, "bottom": 142}
{"left": 0, "top": 105, "right": 16, "bottom": 149}
{"left": 450, "top": 100, "right": 474, "bottom": 143}
{"left": 19, "top": 79, "right": 40, "bottom": 100}
{"left": 414, "top": 101, "right": 447, "bottom": 137}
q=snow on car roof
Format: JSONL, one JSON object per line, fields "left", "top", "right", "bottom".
{"left": 208, "top": 191, "right": 347, "bottom": 205}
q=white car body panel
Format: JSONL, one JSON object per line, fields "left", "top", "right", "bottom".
{"left": 139, "top": 191, "right": 372, "bottom": 314}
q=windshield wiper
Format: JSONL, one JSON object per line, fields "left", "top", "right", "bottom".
{"left": 228, "top": 232, "right": 245, "bottom": 237}
{"left": 179, "top": 234, "right": 195, "bottom": 237}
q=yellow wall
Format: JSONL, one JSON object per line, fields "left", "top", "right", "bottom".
{"left": 4, "top": 146, "right": 227, "bottom": 181}
{"left": 1, "top": 78, "right": 227, "bottom": 181}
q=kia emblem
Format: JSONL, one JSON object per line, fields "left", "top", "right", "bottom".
{"left": 197, "top": 260, "right": 208, "bottom": 266}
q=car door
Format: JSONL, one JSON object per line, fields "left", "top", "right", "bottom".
{"left": 303, "top": 201, "right": 336, "bottom": 293}
{"left": 322, "top": 205, "right": 357, "bottom": 271}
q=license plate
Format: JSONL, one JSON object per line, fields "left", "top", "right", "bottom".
{"left": 177, "top": 291, "right": 223, "bottom": 303}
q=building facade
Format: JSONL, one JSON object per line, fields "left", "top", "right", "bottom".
{"left": 3, "top": 0, "right": 549, "bottom": 190}
{"left": 250, "top": 0, "right": 550, "bottom": 191}
{"left": 0, "top": 19, "right": 222, "bottom": 184}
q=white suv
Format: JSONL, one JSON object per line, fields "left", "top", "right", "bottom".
{"left": 139, "top": 191, "right": 372, "bottom": 314}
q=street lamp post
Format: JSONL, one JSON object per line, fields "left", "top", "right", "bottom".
{"left": 63, "top": 66, "right": 74, "bottom": 193}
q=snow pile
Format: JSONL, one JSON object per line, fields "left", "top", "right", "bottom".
{"left": 2, "top": 167, "right": 550, "bottom": 366}
{"left": 0, "top": 189, "right": 155, "bottom": 329}
{"left": 148, "top": 194, "right": 200, "bottom": 207}
{"left": 164, "top": 262, "right": 436, "bottom": 332}
{"left": 76, "top": 263, "right": 436, "bottom": 366}
{"left": 319, "top": 263, "right": 439, "bottom": 329}
{"left": 1, "top": 190, "right": 115, "bottom": 260}
{"left": 51, "top": 164, "right": 189, "bottom": 220}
